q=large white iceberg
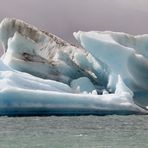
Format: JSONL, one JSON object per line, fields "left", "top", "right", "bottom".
{"left": 0, "top": 18, "right": 147, "bottom": 116}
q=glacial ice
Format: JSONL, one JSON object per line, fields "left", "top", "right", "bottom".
{"left": 0, "top": 18, "right": 147, "bottom": 116}
{"left": 74, "top": 31, "right": 148, "bottom": 90}
{"left": 70, "top": 77, "right": 97, "bottom": 94}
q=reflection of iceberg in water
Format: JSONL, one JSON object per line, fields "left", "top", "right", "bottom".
{"left": 0, "top": 18, "right": 148, "bottom": 116}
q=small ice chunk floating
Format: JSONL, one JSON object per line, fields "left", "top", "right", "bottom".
{"left": 0, "top": 18, "right": 148, "bottom": 116}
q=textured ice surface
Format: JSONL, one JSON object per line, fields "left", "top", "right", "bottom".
{"left": 74, "top": 31, "right": 148, "bottom": 90}
{"left": 0, "top": 18, "right": 147, "bottom": 116}
{"left": 0, "top": 60, "right": 145, "bottom": 116}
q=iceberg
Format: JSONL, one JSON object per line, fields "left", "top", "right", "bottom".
{"left": 74, "top": 31, "right": 148, "bottom": 90}
{"left": 0, "top": 18, "right": 147, "bottom": 116}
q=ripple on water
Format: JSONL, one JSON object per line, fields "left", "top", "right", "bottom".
{"left": 0, "top": 115, "right": 148, "bottom": 148}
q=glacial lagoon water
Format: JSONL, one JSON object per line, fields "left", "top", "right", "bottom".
{"left": 0, "top": 115, "right": 148, "bottom": 148}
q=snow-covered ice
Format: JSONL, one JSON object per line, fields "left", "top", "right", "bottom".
{"left": 0, "top": 18, "right": 147, "bottom": 116}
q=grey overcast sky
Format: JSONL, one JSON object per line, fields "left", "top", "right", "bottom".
{"left": 0, "top": 0, "right": 148, "bottom": 54}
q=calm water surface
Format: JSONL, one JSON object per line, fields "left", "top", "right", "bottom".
{"left": 0, "top": 115, "right": 148, "bottom": 148}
